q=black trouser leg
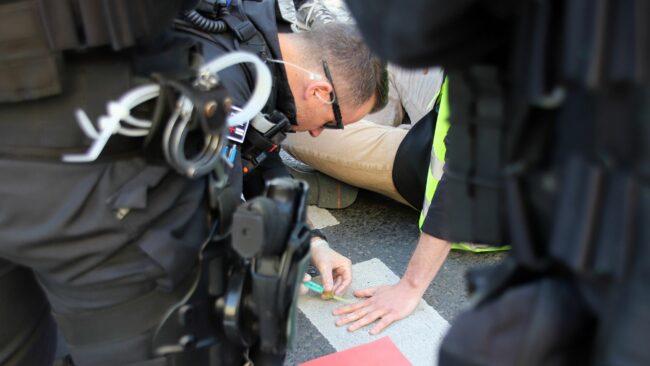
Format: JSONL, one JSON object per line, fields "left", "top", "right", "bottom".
{"left": 0, "top": 261, "right": 57, "bottom": 366}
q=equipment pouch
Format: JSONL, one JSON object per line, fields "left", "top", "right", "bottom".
{"left": 0, "top": 0, "right": 62, "bottom": 102}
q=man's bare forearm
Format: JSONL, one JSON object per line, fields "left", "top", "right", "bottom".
{"left": 400, "top": 232, "right": 451, "bottom": 294}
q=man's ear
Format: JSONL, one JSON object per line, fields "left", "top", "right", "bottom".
{"left": 304, "top": 80, "right": 333, "bottom": 101}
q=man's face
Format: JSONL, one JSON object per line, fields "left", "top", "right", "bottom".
{"left": 292, "top": 82, "right": 376, "bottom": 137}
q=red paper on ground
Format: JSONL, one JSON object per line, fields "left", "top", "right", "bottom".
{"left": 299, "top": 336, "right": 411, "bottom": 366}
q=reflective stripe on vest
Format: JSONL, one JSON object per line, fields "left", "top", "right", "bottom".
{"left": 419, "top": 79, "right": 449, "bottom": 229}
{"left": 418, "top": 79, "right": 510, "bottom": 253}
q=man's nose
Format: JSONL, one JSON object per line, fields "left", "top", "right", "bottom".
{"left": 309, "top": 128, "right": 323, "bottom": 137}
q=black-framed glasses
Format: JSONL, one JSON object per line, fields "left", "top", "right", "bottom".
{"left": 321, "top": 60, "right": 344, "bottom": 129}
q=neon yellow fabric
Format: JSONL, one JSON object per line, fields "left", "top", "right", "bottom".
{"left": 419, "top": 80, "right": 449, "bottom": 228}
{"left": 450, "top": 243, "right": 511, "bottom": 253}
{"left": 433, "top": 80, "right": 450, "bottom": 163}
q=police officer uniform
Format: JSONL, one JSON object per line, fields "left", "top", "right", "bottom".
{"left": 1, "top": 0, "right": 313, "bottom": 364}
{"left": 0, "top": 1, "right": 217, "bottom": 365}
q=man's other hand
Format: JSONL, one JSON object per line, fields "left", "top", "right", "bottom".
{"left": 332, "top": 282, "right": 421, "bottom": 335}
{"left": 310, "top": 239, "right": 352, "bottom": 296}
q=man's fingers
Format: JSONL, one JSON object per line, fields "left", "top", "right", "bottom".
{"left": 348, "top": 309, "right": 387, "bottom": 332}
{"left": 319, "top": 265, "right": 334, "bottom": 292}
{"left": 336, "top": 307, "right": 371, "bottom": 327}
{"left": 332, "top": 274, "right": 347, "bottom": 295}
{"left": 353, "top": 287, "right": 377, "bottom": 298}
{"left": 333, "top": 299, "right": 368, "bottom": 316}
{"left": 334, "top": 267, "right": 352, "bottom": 295}
{"left": 333, "top": 276, "right": 342, "bottom": 291}
{"left": 321, "top": 277, "right": 341, "bottom": 300}
{"left": 369, "top": 314, "right": 396, "bottom": 335}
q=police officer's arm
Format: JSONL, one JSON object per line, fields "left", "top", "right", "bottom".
{"left": 332, "top": 232, "right": 449, "bottom": 334}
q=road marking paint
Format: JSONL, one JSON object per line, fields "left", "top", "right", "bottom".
{"left": 298, "top": 258, "right": 450, "bottom": 366}
{"left": 307, "top": 206, "right": 339, "bottom": 229}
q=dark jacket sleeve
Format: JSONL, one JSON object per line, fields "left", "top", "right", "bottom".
{"left": 420, "top": 174, "right": 451, "bottom": 241}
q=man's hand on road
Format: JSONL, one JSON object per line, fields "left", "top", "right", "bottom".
{"left": 310, "top": 239, "right": 352, "bottom": 296}
{"left": 332, "top": 282, "right": 422, "bottom": 335}
{"left": 331, "top": 233, "right": 450, "bottom": 334}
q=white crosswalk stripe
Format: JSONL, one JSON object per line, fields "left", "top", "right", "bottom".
{"left": 307, "top": 205, "right": 340, "bottom": 229}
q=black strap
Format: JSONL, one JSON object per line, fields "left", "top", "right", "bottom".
{"left": 309, "top": 228, "right": 327, "bottom": 242}
{"left": 221, "top": 13, "right": 259, "bottom": 43}
{"left": 220, "top": 0, "right": 275, "bottom": 113}
{"left": 220, "top": 6, "right": 269, "bottom": 60}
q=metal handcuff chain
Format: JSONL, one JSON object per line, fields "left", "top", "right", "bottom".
{"left": 162, "top": 94, "right": 225, "bottom": 178}
{"left": 62, "top": 51, "right": 273, "bottom": 179}
{"left": 162, "top": 51, "right": 273, "bottom": 178}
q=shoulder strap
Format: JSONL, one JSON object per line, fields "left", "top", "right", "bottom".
{"left": 220, "top": 0, "right": 276, "bottom": 112}
{"left": 220, "top": 0, "right": 270, "bottom": 60}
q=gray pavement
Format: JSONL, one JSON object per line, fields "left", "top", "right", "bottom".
{"left": 285, "top": 189, "right": 506, "bottom": 365}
